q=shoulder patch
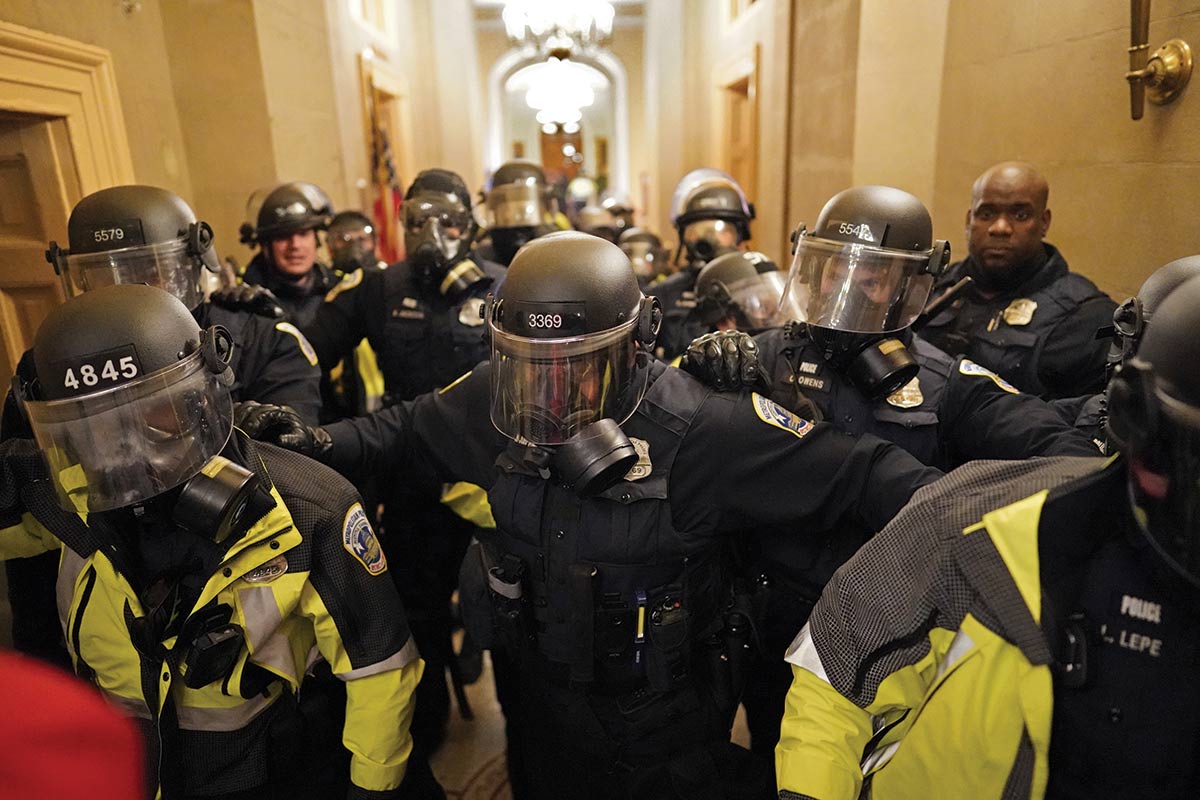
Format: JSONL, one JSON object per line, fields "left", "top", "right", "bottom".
{"left": 959, "top": 359, "right": 1019, "bottom": 394}
{"left": 324, "top": 268, "right": 363, "bottom": 303}
{"left": 342, "top": 503, "right": 387, "bottom": 575}
{"left": 751, "top": 392, "right": 814, "bottom": 439}
{"left": 275, "top": 321, "right": 319, "bottom": 366}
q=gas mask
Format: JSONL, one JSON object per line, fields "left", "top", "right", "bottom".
{"left": 807, "top": 325, "right": 919, "bottom": 400}
{"left": 681, "top": 219, "right": 739, "bottom": 265}
{"left": 404, "top": 190, "right": 474, "bottom": 278}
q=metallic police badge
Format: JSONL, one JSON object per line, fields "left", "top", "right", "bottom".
{"left": 342, "top": 503, "right": 387, "bottom": 575}
{"left": 1002, "top": 298, "right": 1038, "bottom": 326}
{"left": 623, "top": 437, "right": 652, "bottom": 481}
{"left": 243, "top": 554, "right": 289, "bottom": 583}
{"left": 458, "top": 297, "right": 486, "bottom": 327}
{"left": 751, "top": 392, "right": 814, "bottom": 440}
{"left": 886, "top": 377, "right": 924, "bottom": 408}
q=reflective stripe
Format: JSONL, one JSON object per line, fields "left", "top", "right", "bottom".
{"left": 338, "top": 637, "right": 420, "bottom": 681}
{"left": 57, "top": 548, "right": 86, "bottom": 635}
{"left": 784, "top": 624, "right": 830, "bottom": 683}
{"left": 101, "top": 688, "right": 152, "bottom": 720}
{"left": 176, "top": 691, "right": 275, "bottom": 732}
{"left": 238, "top": 586, "right": 298, "bottom": 685}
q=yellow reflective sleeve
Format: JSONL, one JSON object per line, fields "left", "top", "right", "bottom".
{"left": 775, "top": 665, "right": 874, "bottom": 799}
{"left": 344, "top": 658, "right": 423, "bottom": 792}
{"left": 0, "top": 513, "right": 60, "bottom": 559}
{"left": 441, "top": 482, "right": 496, "bottom": 529}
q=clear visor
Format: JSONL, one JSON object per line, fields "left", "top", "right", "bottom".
{"left": 489, "top": 314, "right": 649, "bottom": 445}
{"left": 779, "top": 234, "right": 935, "bottom": 333}
{"left": 682, "top": 219, "right": 741, "bottom": 261}
{"left": 486, "top": 183, "right": 556, "bottom": 229}
{"left": 25, "top": 352, "right": 232, "bottom": 513}
{"left": 55, "top": 237, "right": 204, "bottom": 309}
{"left": 724, "top": 272, "right": 796, "bottom": 330}
{"left": 622, "top": 242, "right": 665, "bottom": 278}
{"left": 669, "top": 168, "right": 748, "bottom": 223}
{"left": 404, "top": 192, "right": 473, "bottom": 236}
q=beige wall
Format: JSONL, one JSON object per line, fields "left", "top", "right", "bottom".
{"left": 1, "top": 0, "right": 192, "bottom": 198}
{"left": 852, "top": 0, "right": 949, "bottom": 204}
{"left": 932, "top": 3, "right": 1200, "bottom": 300}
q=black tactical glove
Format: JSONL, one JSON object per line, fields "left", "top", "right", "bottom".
{"left": 679, "top": 330, "right": 772, "bottom": 393}
{"left": 233, "top": 401, "right": 332, "bottom": 461}
{"left": 0, "top": 438, "right": 48, "bottom": 526}
{"left": 209, "top": 283, "right": 285, "bottom": 319}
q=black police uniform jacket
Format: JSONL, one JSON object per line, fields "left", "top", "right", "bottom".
{"left": 920, "top": 244, "right": 1117, "bottom": 400}
{"left": 318, "top": 360, "right": 939, "bottom": 767}
{"left": 646, "top": 265, "right": 706, "bottom": 362}
{"left": 302, "top": 253, "right": 505, "bottom": 403}
{"left": 0, "top": 433, "right": 420, "bottom": 799}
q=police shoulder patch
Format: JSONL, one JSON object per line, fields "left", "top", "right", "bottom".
{"left": 751, "top": 392, "right": 814, "bottom": 439}
{"left": 959, "top": 359, "right": 1019, "bottom": 394}
{"left": 323, "top": 268, "right": 363, "bottom": 302}
{"left": 275, "top": 321, "right": 319, "bottom": 366}
{"left": 342, "top": 503, "right": 387, "bottom": 575}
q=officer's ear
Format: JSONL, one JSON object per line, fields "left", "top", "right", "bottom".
{"left": 1108, "top": 358, "right": 1158, "bottom": 453}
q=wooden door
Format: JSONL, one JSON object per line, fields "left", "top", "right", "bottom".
{"left": 0, "top": 113, "right": 78, "bottom": 387}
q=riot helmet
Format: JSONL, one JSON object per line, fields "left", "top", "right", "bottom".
{"left": 1108, "top": 274, "right": 1200, "bottom": 591}
{"left": 46, "top": 186, "right": 219, "bottom": 311}
{"left": 669, "top": 168, "right": 754, "bottom": 264}
{"left": 485, "top": 233, "right": 660, "bottom": 491}
{"left": 22, "top": 284, "right": 234, "bottom": 514}
{"left": 327, "top": 210, "right": 378, "bottom": 272}
{"left": 575, "top": 205, "right": 620, "bottom": 243}
{"left": 1110, "top": 255, "right": 1200, "bottom": 369}
{"left": 601, "top": 192, "right": 635, "bottom": 232}
{"left": 403, "top": 169, "right": 477, "bottom": 277}
{"left": 485, "top": 160, "right": 558, "bottom": 264}
{"left": 240, "top": 181, "right": 333, "bottom": 246}
{"left": 695, "top": 251, "right": 792, "bottom": 333}
{"left": 618, "top": 227, "right": 669, "bottom": 282}
{"left": 780, "top": 185, "right": 950, "bottom": 398}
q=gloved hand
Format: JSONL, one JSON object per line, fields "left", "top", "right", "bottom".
{"left": 679, "top": 330, "right": 771, "bottom": 393}
{"left": 209, "top": 283, "right": 285, "bottom": 319}
{"left": 233, "top": 401, "right": 332, "bottom": 460}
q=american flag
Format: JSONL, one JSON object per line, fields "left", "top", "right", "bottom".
{"left": 371, "top": 104, "right": 404, "bottom": 263}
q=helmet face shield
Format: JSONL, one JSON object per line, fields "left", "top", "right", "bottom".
{"left": 681, "top": 219, "right": 740, "bottom": 263}
{"left": 486, "top": 183, "right": 556, "bottom": 229}
{"left": 622, "top": 241, "right": 666, "bottom": 279}
{"left": 404, "top": 191, "right": 473, "bottom": 266}
{"left": 489, "top": 313, "right": 650, "bottom": 445}
{"left": 53, "top": 237, "right": 205, "bottom": 310}
{"left": 25, "top": 352, "right": 233, "bottom": 513}
{"left": 669, "top": 168, "right": 750, "bottom": 224}
{"left": 780, "top": 234, "right": 936, "bottom": 333}
{"left": 722, "top": 271, "right": 794, "bottom": 330}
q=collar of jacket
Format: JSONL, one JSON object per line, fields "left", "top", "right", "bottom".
{"left": 956, "top": 243, "right": 1068, "bottom": 302}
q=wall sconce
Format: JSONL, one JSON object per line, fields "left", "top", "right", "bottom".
{"left": 1126, "top": 0, "right": 1192, "bottom": 120}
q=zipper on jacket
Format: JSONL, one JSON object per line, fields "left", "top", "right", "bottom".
{"left": 71, "top": 565, "right": 99, "bottom": 683}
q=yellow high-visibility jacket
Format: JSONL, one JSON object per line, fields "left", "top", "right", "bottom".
{"left": 776, "top": 455, "right": 1111, "bottom": 800}
{"left": 0, "top": 434, "right": 421, "bottom": 798}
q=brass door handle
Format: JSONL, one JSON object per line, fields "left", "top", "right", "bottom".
{"left": 1126, "top": 0, "right": 1192, "bottom": 120}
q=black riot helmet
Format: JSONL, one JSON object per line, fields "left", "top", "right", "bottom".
{"left": 575, "top": 205, "right": 620, "bottom": 243}
{"left": 618, "top": 227, "right": 669, "bottom": 282}
{"left": 780, "top": 185, "right": 950, "bottom": 399}
{"left": 1109, "top": 255, "right": 1200, "bottom": 369}
{"left": 485, "top": 160, "right": 558, "bottom": 265}
{"left": 695, "top": 251, "right": 790, "bottom": 332}
{"left": 327, "top": 210, "right": 378, "bottom": 272}
{"left": 1108, "top": 275, "right": 1200, "bottom": 591}
{"left": 485, "top": 231, "right": 661, "bottom": 447}
{"left": 23, "top": 284, "right": 234, "bottom": 513}
{"left": 669, "top": 168, "right": 754, "bottom": 264}
{"left": 239, "top": 181, "right": 333, "bottom": 246}
{"left": 45, "top": 185, "right": 220, "bottom": 311}
{"left": 404, "top": 168, "right": 477, "bottom": 279}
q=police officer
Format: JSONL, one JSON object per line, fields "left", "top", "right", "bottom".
{"left": 776, "top": 273, "right": 1200, "bottom": 800}
{"left": 477, "top": 160, "right": 561, "bottom": 266}
{"left": 2, "top": 185, "right": 323, "bottom": 669}
{"left": 301, "top": 167, "right": 503, "bottom": 761}
{"left": 648, "top": 168, "right": 754, "bottom": 361}
{"left": 575, "top": 203, "right": 621, "bottom": 243}
{"left": 920, "top": 161, "right": 1117, "bottom": 399}
{"left": 1050, "top": 254, "right": 1200, "bottom": 450}
{"left": 680, "top": 186, "right": 1098, "bottom": 759}
{"left": 619, "top": 227, "right": 671, "bottom": 289}
{"left": 235, "top": 231, "right": 942, "bottom": 800}
{"left": 239, "top": 181, "right": 339, "bottom": 328}
{"left": 328, "top": 210, "right": 387, "bottom": 273}
{"left": 1, "top": 284, "right": 421, "bottom": 800}
{"left": 692, "top": 251, "right": 789, "bottom": 334}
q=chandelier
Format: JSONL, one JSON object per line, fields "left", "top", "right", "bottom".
{"left": 502, "top": 0, "right": 615, "bottom": 58}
